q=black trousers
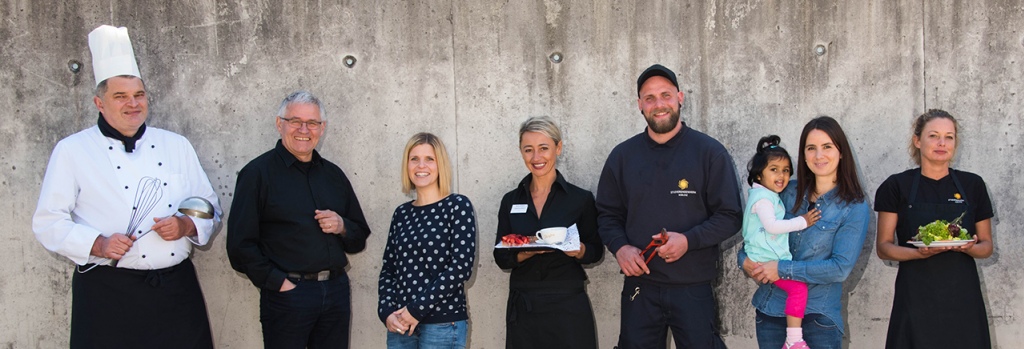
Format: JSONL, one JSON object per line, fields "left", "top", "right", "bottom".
{"left": 617, "top": 279, "right": 725, "bottom": 349}
{"left": 70, "top": 259, "right": 214, "bottom": 349}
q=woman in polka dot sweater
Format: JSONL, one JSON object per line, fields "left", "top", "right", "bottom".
{"left": 378, "top": 133, "right": 477, "bottom": 348}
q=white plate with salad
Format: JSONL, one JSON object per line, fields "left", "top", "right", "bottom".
{"left": 913, "top": 213, "right": 972, "bottom": 248}
{"left": 908, "top": 239, "right": 974, "bottom": 248}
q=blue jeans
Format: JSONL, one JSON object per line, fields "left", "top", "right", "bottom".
{"left": 755, "top": 310, "right": 841, "bottom": 349}
{"left": 260, "top": 273, "right": 351, "bottom": 349}
{"left": 386, "top": 320, "right": 467, "bottom": 349}
{"left": 617, "top": 279, "right": 726, "bottom": 349}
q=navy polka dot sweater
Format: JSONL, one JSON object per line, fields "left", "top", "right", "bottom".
{"left": 378, "top": 194, "right": 477, "bottom": 324}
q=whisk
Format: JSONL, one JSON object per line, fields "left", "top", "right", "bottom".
{"left": 111, "top": 176, "right": 163, "bottom": 267}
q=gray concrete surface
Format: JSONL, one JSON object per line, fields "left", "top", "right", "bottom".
{"left": 2, "top": 0, "right": 1022, "bottom": 348}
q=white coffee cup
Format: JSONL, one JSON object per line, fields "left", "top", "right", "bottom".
{"left": 535, "top": 227, "right": 568, "bottom": 244}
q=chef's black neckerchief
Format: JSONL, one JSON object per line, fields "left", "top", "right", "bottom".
{"left": 97, "top": 113, "right": 146, "bottom": 153}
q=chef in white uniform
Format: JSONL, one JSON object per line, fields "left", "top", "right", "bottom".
{"left": 32, "top": 25, "right": 222, "bottom": 349}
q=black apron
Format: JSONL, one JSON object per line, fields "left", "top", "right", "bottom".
{"left": 505, "top": 281, "right": 598, "bottom": 349}
{"left": 70, "top": 259, "right": 214, "bottom": 349}
{"left": 885, "top": 170, "right": 991, "bottom": 349}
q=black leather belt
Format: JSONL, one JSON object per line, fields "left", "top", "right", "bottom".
{"left": 287, "top": 270, "right": 335, "bottom": 281}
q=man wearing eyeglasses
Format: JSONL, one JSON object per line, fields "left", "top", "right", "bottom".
{"left": 596, "top": 64, "right": 743, "bottom": 349}
{"left": 227, "top": 91, "right": 372, "bottom": 348}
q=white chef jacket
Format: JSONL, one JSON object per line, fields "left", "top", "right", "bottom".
{"left": 33, "top": 125, "right": 222, "bottom": 270}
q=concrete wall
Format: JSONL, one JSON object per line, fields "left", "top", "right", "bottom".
{"left": 2, "top": 0, "right": 1022, "bottom": 347}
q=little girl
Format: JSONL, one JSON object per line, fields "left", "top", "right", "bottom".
{"left": 742, "top": 135, "right": 821, "bottom": 349}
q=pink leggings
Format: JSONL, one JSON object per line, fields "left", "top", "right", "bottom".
{"left": 773, "top": 279, "right": 808, "bottom": 318}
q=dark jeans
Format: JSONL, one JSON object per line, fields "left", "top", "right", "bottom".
{"left": 755, "top": 310, "right": 842, "bottom": 349}
{"left": 261, "top": 272, "right": 351, "bottom": 349}
{"left": 617, "top": 279, "right": 726, "bottom": 349}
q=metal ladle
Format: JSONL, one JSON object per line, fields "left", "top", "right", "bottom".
{"left": 136, "top": 196, "right": 215, "bottom": 238}
{"left": 177, "top": 196, "right": 215, "bottom": 219}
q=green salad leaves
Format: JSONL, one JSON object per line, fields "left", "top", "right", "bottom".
{"left": 913, "top": 212, "right": 970, "bottom": 246}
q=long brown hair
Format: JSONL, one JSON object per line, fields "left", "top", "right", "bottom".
{"left": 793, "top": 116, "right": 865, "bottom": 212}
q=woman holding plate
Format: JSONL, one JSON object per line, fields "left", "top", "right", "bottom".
{"left": 875, "top": 109, "right": 994, "bottom": 348}
{"left": 493, "top": 116, "right": 603, "bottom": 349}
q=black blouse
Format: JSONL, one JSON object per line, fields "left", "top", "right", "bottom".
{"left": 494, "top": 171, "right": 603, "bottom": 286}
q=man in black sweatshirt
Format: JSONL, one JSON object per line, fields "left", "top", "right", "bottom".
{"left": 596, "top": 64, "right": 743, "bottom": 349}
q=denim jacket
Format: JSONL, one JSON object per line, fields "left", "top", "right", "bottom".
{"left": 737, "top": 181, "right": 871, "bottom": 334}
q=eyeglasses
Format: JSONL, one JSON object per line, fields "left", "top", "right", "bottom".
{"left": 640, "top": 228, "right": 669, "bottom": 265}
{"left": 279, "top": 117, "right": 323, "bottom": 130}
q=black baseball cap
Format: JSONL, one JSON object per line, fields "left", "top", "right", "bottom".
{"left": 636, "top": 64, "right": 679, "bottom": 96}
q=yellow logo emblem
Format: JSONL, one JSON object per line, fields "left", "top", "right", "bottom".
{"left": 678, "top": 179, "right": 689, "bottom": 190}
{"left": 954, "top": 193, "right": 961, "bottom": 200}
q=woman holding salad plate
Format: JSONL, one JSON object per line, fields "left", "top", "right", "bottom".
{"left": 874, "top": 109, "right": 994, "bottom": 348}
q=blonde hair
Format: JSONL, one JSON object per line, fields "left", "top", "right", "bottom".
{"left": 401, "top": 132, "right": 453, "bottom": 196}
{"left": 518, "top": 116, "right": 563, "bottom": 145}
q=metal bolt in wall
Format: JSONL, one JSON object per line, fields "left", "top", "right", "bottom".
{"left": 343, "top": 55, "right": 357, "bottom": 68}
{"left": 549, "top": 52, "right": 563, "bottom": 63}
{"left": 814, "top": 45, "right": 827, "bottom": 56}
{"left": 68, "top": 60, "right": 82, "bottom": 73}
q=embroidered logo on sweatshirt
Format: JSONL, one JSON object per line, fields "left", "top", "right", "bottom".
{"left": 670, "top": 178, "right": 697, "bottom": 197}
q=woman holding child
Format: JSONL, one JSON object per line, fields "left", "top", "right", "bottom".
{"left": 742, "top": 116, "right": 872, "bottom": 349}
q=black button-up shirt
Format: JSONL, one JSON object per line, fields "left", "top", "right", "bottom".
{"left": 494, "top": 171, "right": 603, "bottom": 286}
{"left": 228, "top": 140, "right": 371, "bottom": 290}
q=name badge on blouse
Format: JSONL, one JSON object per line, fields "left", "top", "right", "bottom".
{"left": 510, "top": 204, "right": 528, "bottom": 214}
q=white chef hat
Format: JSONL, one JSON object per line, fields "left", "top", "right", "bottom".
{"left": 88, "top": 25, "right": 141, "bottom": 86}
